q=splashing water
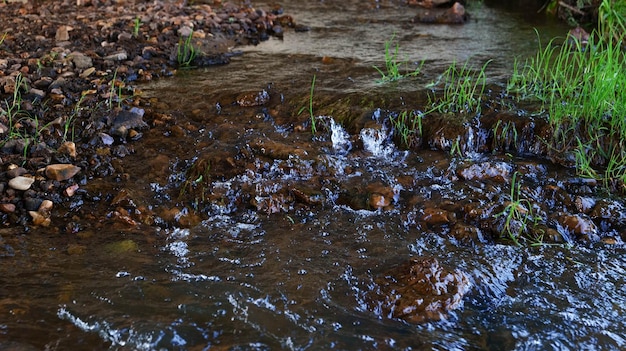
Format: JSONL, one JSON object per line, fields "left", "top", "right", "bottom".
{"left": 329, "top": 117, "right": 352, "bottom": 155}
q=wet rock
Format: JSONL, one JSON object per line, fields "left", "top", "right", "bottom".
{"left": 64, "top": 184, "right": 79, "bottom": 197}
{"left": 8, "top": 176, "right": 35, "bottom": 191}
{"left": 252, "top": 193, "right": 290, "bottom": 214}
{"left": 250, "top": 138, "right": 308, "bottom": 159}
{"left": 374, "top": 257, "right": 471, "bottom": 324}
{"left": 421, "top": 207, "right": 455, "bottom": 226}
{"left": 556, "top": 213, "right": 598, "bottom": 239}
{"left": 236, "top": 89, "right": 270, "bottom": 107}
{"left": 105, "top": 239, "right": 138, "bottom": 254}
{"left": 110, "top": 107, "right": 148, "bottom": 138}
{"left": 450, "top": 223, "right": 483, "bottom": 244}
{"left": 369, "top": 193, "right": 391, "bottom": 209}
{"left": 589, "top": 199, "right": 626, "bottom": 226}
{"left": 457, "top": 161, "right": 511, "bottom": 182}
{"left": 367, "top": 183, "right": 396, "bottom": 210}
{"left": 45, "top": 164, "right": 81, "bottom": 181}
{"left": 412, "top": 2, "right": 467, "bottom": 24}
{"left": 574, "top": 196, "right": 596, "bottom": 214}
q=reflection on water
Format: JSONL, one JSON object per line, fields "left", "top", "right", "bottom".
{"left": 2, "top": 1, "right": 625, "bottom": 350}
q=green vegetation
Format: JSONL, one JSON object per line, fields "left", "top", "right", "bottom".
{"left": 0, "top": 74, "right": 54, "bottom": 161}
{"left": 507, "top": 24, "right": 626, "bottom": 190}
{"left": 389, "top": 110, "right": 423, "bottom": 148}
{"left": 428, "top": 59, "right": 490, "bottom": 115}
{"left": 133, "top": 16, "right": 141, "bottom": 38}
{"left": 373, "top": 34, "right": 423, "bottom": 83}
{"left": 177, "top": 32, "right": 197, "bottom": 67}
{"left": 494, "top": 172, "right": 544, "bottom": 246}
{"left": 0, "top": 32, "right": 6, "bottom": 46}
{"left": 298, "top": 74, "right": 317, "bottom": 135}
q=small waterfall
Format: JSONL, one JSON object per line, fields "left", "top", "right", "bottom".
{"left": 330, "top": 118, "right": 352, "bottom": 155}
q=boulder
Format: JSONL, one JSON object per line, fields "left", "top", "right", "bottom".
{"left": 374, "top": 257, "right": 471, "bottom": 323}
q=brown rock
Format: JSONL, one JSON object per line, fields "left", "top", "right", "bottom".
{"left": 57, "top": 141, "right": 77, "bottom": 158}
{"left": 374, "top": 257, "right": 470, "bottom": 324}
{"left": 0, "top": 203, "right": 16, "bottom": 213}
{"left": 64, "top": 184, "right": 79, "bottom": 197}
{"left": 557, "top": 213, "right": 597, "bottom": 237}
{"left": 236, "top": 89, "right": 270, "bottom": 107}
{"left": 421, "top": 207, "right": 455, "bottom": 225}
{"left": 45, "top": 164, "right": 81, "bottom": 181}
{"left": 457, "top": 161, "right": 511, "bottom": 182}
{"left": 55, "top": 25, "right": 72, "bottom": 42}
{"left": 29, "top": 211, "right": 51, "bottom": 227}
{"left": 369, "top": 193, "right": 391, "bottom": 209}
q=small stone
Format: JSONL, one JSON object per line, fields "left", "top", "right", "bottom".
{"left": 57, "top": 141, "right": 77, "bottom": 158}
{"left": 29, "top": 88, "right": 46, "bottom": 100}
{"left": 69, "top": 51, "right": 93, "bottom": 69}
{"left": 79, "top": 67, "right": 96, "bottom": 78}
{"left": 8, "top": 176, "right": 35, "bottom": 190}
{"left": 104, "top": 52, "right": 128, "bottom": 61}
{"left": 38, "top": 199, "right": 53, "bottom": 213}
{"left": 6, "top": 166, "right": 27, "bottom": 178}
{"left": 45, "top": 164, "right": 81, "bottom": 181}
{"left": 55, "top": 25, "right": 72, "bottom": 42}
{"left": 64, "top": 184, "right": 79, "bottom": 197}
{"left": 0, "top": 203, "right": 16, "bottom": 213}
{"left": 29, "top": 211, "right": 51, "bottom": 227}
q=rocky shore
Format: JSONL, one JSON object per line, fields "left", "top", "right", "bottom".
{"left": 0, "top": 0, "right": 300, "bottom": 228}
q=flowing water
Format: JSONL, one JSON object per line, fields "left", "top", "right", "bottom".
{"left": 2, "top": 1, "right": 626, "bottom": 350}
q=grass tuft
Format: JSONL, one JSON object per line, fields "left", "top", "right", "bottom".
{"left": 373, "top": 34, "right": 423, "bottom": 83}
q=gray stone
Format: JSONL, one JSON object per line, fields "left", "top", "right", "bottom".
{"left": 69, "top": 52, "right": 93, "bottom": 69}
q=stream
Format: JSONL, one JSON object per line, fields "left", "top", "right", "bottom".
{"left": 2, "top": 1, "right": 626, "bottom": 350}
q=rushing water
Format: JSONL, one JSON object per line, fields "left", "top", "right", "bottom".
{"left": 3, "top": 1, "right": 626, "bottom": 350}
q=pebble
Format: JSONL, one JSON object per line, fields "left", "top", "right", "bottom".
{"left": 45, "top": 164, "right": 81, "bottom": 181}
{"left": 8, "top": 176, "right": 35, "bottom": 191}
{"left": 0, "top": 203, "right": 16, "bottom": 213}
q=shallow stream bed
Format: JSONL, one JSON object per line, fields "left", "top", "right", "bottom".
{"left": 2, "top": 1, "right": 626, "bottom": 350}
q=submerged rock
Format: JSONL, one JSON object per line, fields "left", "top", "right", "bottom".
{"left": 412, "top": 2, "right": 467, "bottom": 24}
{"left": 374, "top": 257, "right": 471, "bottom": 324}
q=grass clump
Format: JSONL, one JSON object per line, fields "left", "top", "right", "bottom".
{"left": 0, "top": 74, "right": 55, "bottom": 160}
{"left": 177, "top": 32, "right": 197, "bottom": 67}
{"left": 494, "top": 172, "right": 544, "bottom": 246}
{"left": 428, "top": 60, "right": 490, "bottom": 115}
{"left": 389, "top": 110, "right": 423, "bottom": 148}
{"left": 373, "top": 34, "right": 423, "bottom": 83}
{"left": 507, "top": 25, "right": 626, "bottom": 190}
